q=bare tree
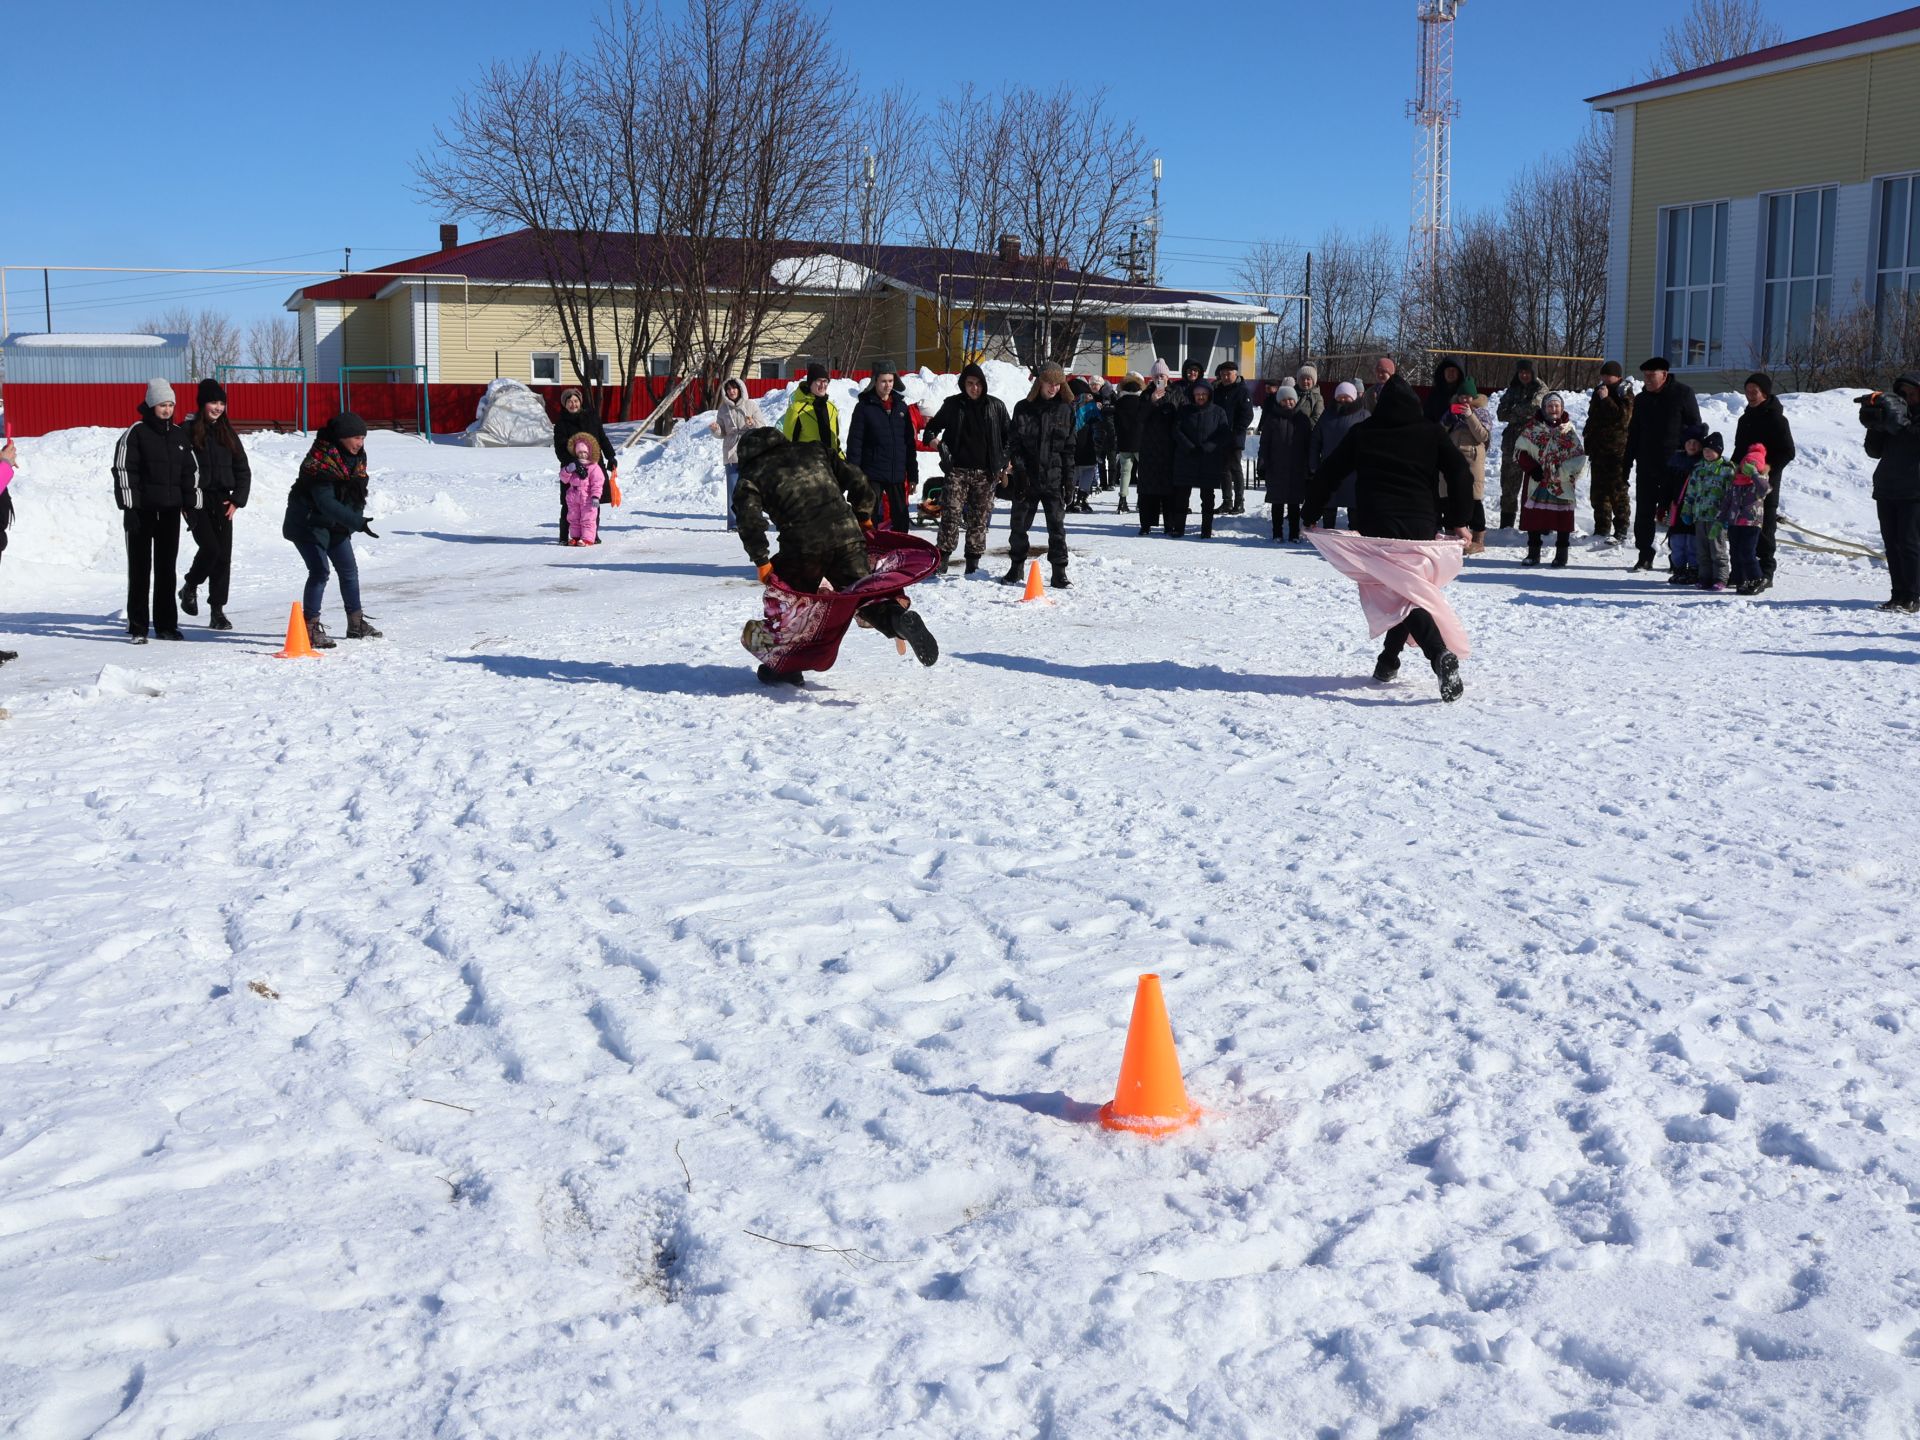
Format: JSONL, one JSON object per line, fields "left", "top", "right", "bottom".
{"left": 1648, "top": 0, "right": 1784, "bottom": 77}
{"left": 1309, "top": 225, "right": 1402, "bottom": 367}
{"left": 812, "top": 84, "right": 920, "bottom": 373}
{"left": 140, "top": 306, "right": 242, "bottom": 378}
{"left": 246, "top": 315, "right": 300, "bottom": 370}
{"left": 1233, "top": 238, "right": 1306, "bottom": 379}
{"left": 908, "top": 82, "right": 1014, "bottom": 370}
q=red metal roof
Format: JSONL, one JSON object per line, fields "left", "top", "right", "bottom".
{"left": 1587, "top": 5, "right": 1920, "bottom": 105}
{"left": 286, "top": 230, "right": 1249, "bottom": 312}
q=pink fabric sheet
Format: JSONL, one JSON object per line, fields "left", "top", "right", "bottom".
{"left": 1304, "top": 530, "right": 1472, "bottom": 659}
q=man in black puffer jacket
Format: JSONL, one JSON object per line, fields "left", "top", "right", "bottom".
{"left": 1862, "top": 374, "right": 1920, "bottom": 612}
{"left": 1307, "top": 374, "right": 1474, "bottom": 696}
{"left": 1624, "top": 356, "right": 1701, "bottom": 571}
{"left": 1732, "top": 372, "right": 1797, "bottom": 590}
{"left": 1004, "top": 364, "right": 1076, "bottom": 588}
{"left": 111, "top": 378, "right": 200, "bottom": 643}
{"left": 1211, "top": 361, "right": 1254, "bottom": 513}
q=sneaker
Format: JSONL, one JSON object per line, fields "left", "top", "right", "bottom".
{"left": 130, "top": 635, "right": 148, "bottom": 645}
{"left": 1758, "top": 574, "right": 1775, "bottom": 593}
{"left": 1372, "top": 652, "right": 1401, "bottom": 683}
{"left": 1877, "top": 597, "right": 1912, "bottom": 612}
{"left": 1433, "top": 651, "right": 1464, "bottom": 703}
{"left": 1710, "top": 582, "right": 1727, "bottom": 593}
{"left": 891, "top": 608, "right": 939, "bottom": 666}
{"left": 178, "top": 582, "right": 199, "bottom": 617}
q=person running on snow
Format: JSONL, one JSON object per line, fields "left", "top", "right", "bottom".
{"left": 919, "top": 362, "right": 1009, "bottom": 575}
{"left": 552, "top": 387, "right": 617, "bottom": 544}
{"left": 179, "top": 379, "right": 252, "bottom": 631}
{"left": 1004, "top": 363, "right": 1076, "bottom": 588}
{"left": 560, "top": 434, "right": 606, "bottom": 546}
{"left": 732, "top": 428, "right": 937, "bottom": 685}
{"left": 1306, "top": 373, "right": 1475, "bottom": 701}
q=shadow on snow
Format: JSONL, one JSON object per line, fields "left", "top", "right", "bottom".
{"left": 954, "top": 651, "right": 1413, "bottom": 702}
{"left": 445, "top": 653, "right": 762, "bottom": 694}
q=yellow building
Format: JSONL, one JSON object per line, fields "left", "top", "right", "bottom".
{"left": 285, "top": 229, "right": 1276, "bottom": 387}
{"left": 1589, "top": 8, "right": 1920, "bottom": 389}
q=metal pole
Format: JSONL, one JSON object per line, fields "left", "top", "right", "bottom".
{"left": 44, "top": 269, "right": 52, "bottom": 331}
{"left": 1303, "top": 252, "right": 1313, "bottom": 365}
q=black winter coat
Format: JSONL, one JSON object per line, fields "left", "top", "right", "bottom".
{"left": 1211, "top": 379, "right": 1254, "bottom": 442}
{"left": 554, "top": 404, "right": 617, "bottom": 502}
{"left": 1135, "top": 393, "right": 1181, "bottom": 497}
{"left": 1311, "top": 400, "right": 1368, "bottom": 513}
{"left": 845, "top": 390, "right": 919, "bottom": 488}
{"left": 1256, "top": 400, "right": 1313, "bottom": 504}
{"left": 1626, "top": 378, "right": 1702, "bottom": 478}
{"left": 183, "top": 411, "right": 253, "bottom": 509}
{"left": 283, "top": 433, "right": 372, "bottom": 547}
{"left": 1173, "top": 402, "right": 1233, "bottom": 491}
{"left": 1422, "top": 357, "right": 1469, "bottom": 423}
{"left": 1307, "top": 376, "right": 1473, "bottom": 538}
{"left": 1732, "top": 395, "right": 1796, "bottom": 492}
{"left": 1863, "top": 377, "right": 1920, "bottom": 502}
{"left": 921, "top": 391, "right": 1009, "bottom": 475}
{"left": 112, "top": 404, "right": 199, "bottom": 511}
{"left": 1111, "top": 391, "right": 1151, "bottom": 452}
{"left": 1008, "top": 392, "right": 1076, "bottom": 500}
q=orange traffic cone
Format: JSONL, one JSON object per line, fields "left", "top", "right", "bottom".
{"left": 1098, "top": 974, "right": 1200, "bottom": 1135}
{"left": 1020, "top": 560, "right": 1047, "bottom": 603}
{"left": 275, "top": 602, "right": 318, "bottom": 659}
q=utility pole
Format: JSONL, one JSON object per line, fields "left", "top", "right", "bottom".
{"left": 1407, "top": 0, "right": 1463, "bottom": 343}
{"left": 1302, "top": 251, "right": 1313, "bottom": 365}
{"left": 1147, "top": 157, "right": 1163, "bottom": 286}
{"left": 44, "top": 268, "right": 52, "bottom": 332}
{"left": 343, "top": 246, "right": 352, "bottom": 274}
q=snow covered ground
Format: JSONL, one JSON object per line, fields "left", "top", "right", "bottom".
{"left": 1, "top": 382, "right": 1917, "bottom": 1439}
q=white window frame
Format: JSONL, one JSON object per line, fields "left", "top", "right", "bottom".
{"left": 1874, "top": 172, "right": 1920, "bottom": 338}
{"left": 1761, "top": 186, "right": 1836, "bottom": 364}
{"left": 1657, "top": 200, "right": 1728, "bottom": 371}
{"left": 756, "top": 357, "right": 784, "bottom": 380}
{"left": 578, "top": 353, "right": 611, "bottom": 386}
{"left": 530, "top": 351, "right": 560, "bottom": 385}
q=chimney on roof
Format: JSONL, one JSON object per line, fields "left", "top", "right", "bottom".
{"left": 439, "top": 223, "right": 459, "bottom": 251}
{"left": 998, "top": 234, "right": 1022, "bottom": 267}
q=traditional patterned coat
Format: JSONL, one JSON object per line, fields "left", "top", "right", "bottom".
{"left": 1513, "top": 414, "right": 1587, "bottom": 532}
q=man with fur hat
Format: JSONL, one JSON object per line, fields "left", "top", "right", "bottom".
{"left": 1624, "top": 355, "right": 1701, "bottom": 571}
{"left": 111, "top": 378, "right": 200, "bottom": 643}
{"left": 732, "top": 427, "right": 937, "bottom": 683}
{"left": 1212, "top": 361, "right": 1254, "bottom": 513}
{"left": 1583, "top": 362, "right": 1635, "bottom": 546}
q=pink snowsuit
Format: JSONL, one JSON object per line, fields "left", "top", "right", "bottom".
{"left": 561, "top": 458, "right": 603, "bottom": 544}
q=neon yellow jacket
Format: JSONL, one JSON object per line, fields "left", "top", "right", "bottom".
{"left": 781, "top": 389, "right": 841, "bottom": 454}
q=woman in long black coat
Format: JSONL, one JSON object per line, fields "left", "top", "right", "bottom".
{"left": 1133, "top": 371, "right": 1182, "bottom": 536}
{"left": 552, "top": 388, "right": 617, "bottom": 543}
{"left": 1171, "top": 377, "right": 1231, "bottom": 538}
{"left": 1257, "top": 384, "right": 1313, "bottom": 541}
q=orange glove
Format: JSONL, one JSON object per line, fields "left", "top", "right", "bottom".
{"left": 860, "top": 519, "right": 876, "bottom": 536}
{"left": 609, "top": 475, "right": 623, "bottom": 508}
{"left": 757, "top": 562, "right": 773, "bottom": 585}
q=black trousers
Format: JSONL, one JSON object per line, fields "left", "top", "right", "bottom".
{"left": 1007, "top": 488, "right": 1069, "bottom": 567}
{"left": 1880, "top": 496, "right": 1920, "bottom": 602}
{"left": 877, "top": 480, "right": 909, "bottom": 532}
{"left": 1382, "top": 607, "right": 1447, "bottom": 664}
{"left": 1758, "top": 478, "right": 1781, "bottom": 578}
{"left": 183, "top": 507, "right": 234, "bottom": 609}
{"left": 124, "top": 507, "right": 182, "bottom": 635}
{"left": 1631, "top": 464, "right": 1668, "bottom": 560}
{"left": 1273, "top": 502, "right": 1302, "bottom": 539}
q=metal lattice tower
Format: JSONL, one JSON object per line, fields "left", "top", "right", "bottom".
{"left": 1407, "top": 0, "right": 1463, "bottom": 321}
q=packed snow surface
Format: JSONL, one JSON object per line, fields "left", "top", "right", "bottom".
{"left": 1, "top": 385, "right": 1918, "bottom": 1438}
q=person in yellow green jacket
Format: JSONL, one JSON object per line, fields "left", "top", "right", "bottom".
{"left": 781, "top": 362, "right": 842, "bottom": 456}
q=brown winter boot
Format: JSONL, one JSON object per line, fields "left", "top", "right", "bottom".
{"left": 345, "top": 612, "right": 383, "bottom": 639}
{"left": 307, "top": 617, "right": 337, "bottom": 650}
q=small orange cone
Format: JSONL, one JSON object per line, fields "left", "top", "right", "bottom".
{"left": 1020, "top": 560, "right": 1047, "bottom": 603}
{"left": 275, "top": 602, "right": 318, "bottom": 659}
{"left": 1099, "top": 974, "right": 1200, "bottom": 1135}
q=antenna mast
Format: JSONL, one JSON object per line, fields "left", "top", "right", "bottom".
{"left": 1406, "top": 0, "right": 1462, "bottom": 339}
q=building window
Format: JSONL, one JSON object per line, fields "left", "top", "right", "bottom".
{"left": 648, "top": 355, "right": 672, "bottom": 379}
{"left": 1659, "top": 201, "right": 1726, "bottom": 369}
{"left": 1762, "top": 187, "right": 1836, "bottom": 364}
{"left": 530, "top": 351, "right": 560, "bottom": 385}
{"left": 757, "top": 358, "right": 784, "bottom": 380}
{"left": 1875, "top": 174, "right": 1920, "bottom": 340}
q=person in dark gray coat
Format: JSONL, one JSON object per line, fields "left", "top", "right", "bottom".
{"left": 1256, "top": 385, "right": 1312, "bottom": 540}
{"left": 1862, "top": 374, "right": 1920, "bottom": 612}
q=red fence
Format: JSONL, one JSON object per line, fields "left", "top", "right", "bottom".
{"left": 0, "top": 371, "right": 868, "bottom": 438}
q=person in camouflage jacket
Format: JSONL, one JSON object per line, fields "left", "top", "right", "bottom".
{"left": 1582, "top": 362, "right": 1634, "bottom": 542}
{"left": 1495, "top": 360, "right": 1547, "bottom": 529}
{"left": 1682, "top": 434, "right": 1735, "bottom": 589}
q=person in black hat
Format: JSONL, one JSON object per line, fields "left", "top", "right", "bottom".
{"left": 1732, "top": 372, "right": 1796, "bottom": 590}
{"left": 1212, "top": 360, "right": 1253, "bottom": 513}
{"left": 178, "top": 378, "right": 251, "bottom": 630}
{"left": 780, "top": 363, "right": 842, "bottom": 455}
{"left": 283, "top": 413, "right": 381, "bottom": 648}
{"left": 1623, "top": 356, "right": 1701, "bottom": 571}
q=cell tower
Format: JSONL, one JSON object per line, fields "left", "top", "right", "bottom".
{"left": 1407, "top": 0, "right": 1463, "bottom": 330}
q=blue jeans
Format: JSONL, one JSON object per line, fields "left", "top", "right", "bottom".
{"left": 1669, "top": 529, "right": 1696, "bottom": 570}
{"left": 725, "top": 462, "right": 741, "bottom": 531}
{"left": 290, "top": 530, "right": 361, "bottom": 617}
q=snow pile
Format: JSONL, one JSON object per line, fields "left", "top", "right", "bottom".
{"left": 463, "top": 378, "right": 555, "bottom": 449}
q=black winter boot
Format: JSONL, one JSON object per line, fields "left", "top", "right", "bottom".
{"left": 0, "top": 649, "right": 17, "bottom": 666}
{"left": 964, "top": 555, "right": 980, "bottom": 575}
{"left": 889, "top": 607, "right": 939, "bottom": 665}
{"left": 1433, "top": 651, "right": 1464, "bottom": 703}
{"left": 999, "top": 561, "right": 1025, "bottom": 586}
{"left": 1050, "top": 564, "right": 1071, "bottom": 590}
{"left": 756, "top": 663, "right": 804, "bottom": 686}
{"left": 178, "top": 581, "right": 199, "bottom": 617}
{"left": 1551, "top": 534, "right": 1570, "bottom": 568}
{"left": 1522, "top": 534, "right": 1542, "bottom": 567}
{"left": 209, "top": 607, "right": 233, "bottom": 631}
{"left": 1372, "top": 650, "right": 1401, "bottom": 683}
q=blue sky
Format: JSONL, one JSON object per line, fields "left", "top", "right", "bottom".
{"left": 3, "top": 0, "right": 1888, "bottom": 336}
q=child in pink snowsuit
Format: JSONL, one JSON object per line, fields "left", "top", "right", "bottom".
{"left": 561, "top": 434, "right": 605, "bottom": 546}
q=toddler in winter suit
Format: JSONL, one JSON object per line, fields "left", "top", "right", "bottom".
{"left": 1664, "top": 422, "right": 1707, "bottom": 583}
{"left": 1683, "top": 433, "right": 1734, "bottom": 591}
{"left": 1726, "top": 444, "right": 1772, "bottom": 594}
{"left": 562, "top": 435, "right": 605, "bottom": 546}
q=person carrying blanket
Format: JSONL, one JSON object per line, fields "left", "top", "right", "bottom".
{"left": 732, "top": 428, "right": 939, "bottom": 686}
{"left": 1304, "top": 373, "right": 1475, "bottom": 702}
